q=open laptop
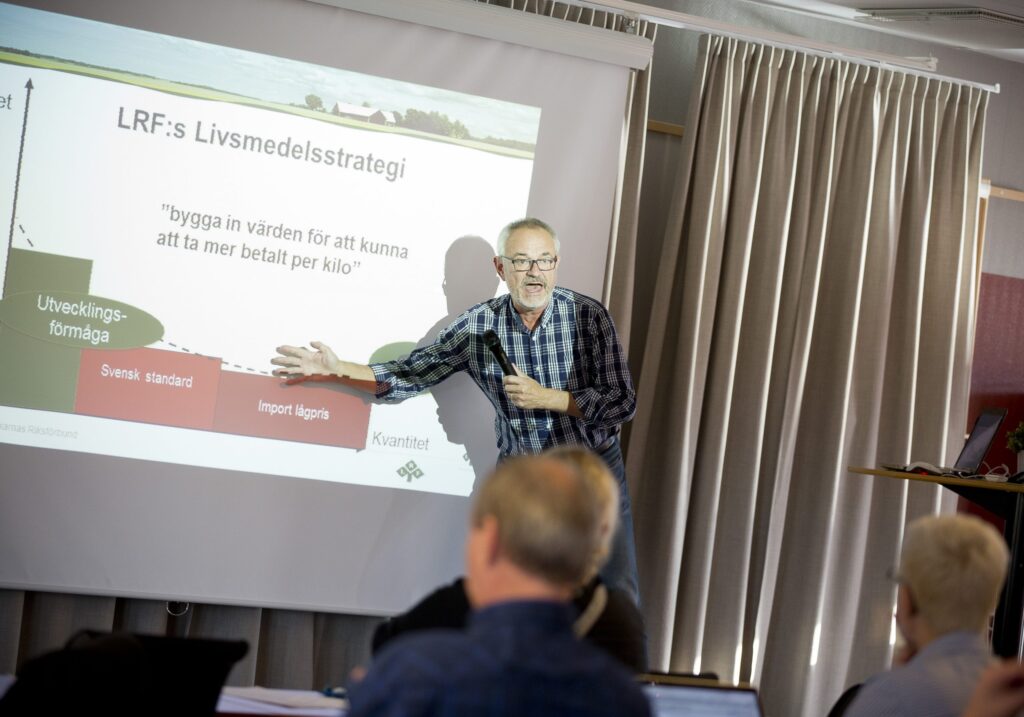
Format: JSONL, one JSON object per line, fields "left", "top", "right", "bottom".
{"left": 881, "top": 407, "right": 1008, "bottom": 476}
{"left": 0, "top": 630, "right": 248, "bottom": 716}
{"left": 638, "top": 674, "right": 764, "bottom": 717}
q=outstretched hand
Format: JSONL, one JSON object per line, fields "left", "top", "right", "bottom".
{"left": 272, "top": 341, "right": 340, "bottom": 380}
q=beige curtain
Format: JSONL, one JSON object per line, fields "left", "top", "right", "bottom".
{"left": 605, "top": 21, "right": 657, "bottom": 347}
{"left": 0, "top": 4, "right": 657, "bottom": 690}
{"left": 627, "top": 35, "right": 988, "bottom": 716}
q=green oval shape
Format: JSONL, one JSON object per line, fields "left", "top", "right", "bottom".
{"left": 368, "top": 341, "right": 417, "bottom": 364}
{"left": 369, "top": 341, "right": 438, "bottom": 396}
{"left": 0, "top": 291, "right": 164, "bottom": 349}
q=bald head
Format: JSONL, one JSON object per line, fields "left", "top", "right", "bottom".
{"left": 470, "top": 455, "right": 605, "bottom": 590}
{"left": 544, "top": 447, "right": 619, "bottom": 579}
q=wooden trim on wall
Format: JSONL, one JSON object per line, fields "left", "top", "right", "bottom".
{"left": 647, "top": 119, "right": 684, "bottom": 137}
{"left": 988, "top": 183, "right": 1024, "bottom": 204}
{"left": 977, "top": 196, "right": 988, "bottom": 305}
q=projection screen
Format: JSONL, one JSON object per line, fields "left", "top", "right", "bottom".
{"left": 0, "top": 0, "right": 651, "bottom": 614}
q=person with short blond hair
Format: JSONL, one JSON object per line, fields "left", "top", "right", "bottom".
{"left": 467, "top": 454, "right": 604, "bottom": 592}
{"left": 368, "top": 447, "right": 646, "bottom": 672}
{"left": 541, "top": 445, "right": 619, "bottom": 577}
{"left": 899, "top": 514, "right": 1009, "bottom": 637}
{"left": 348, "top": 455, "right": 650, "bottom": 717}
{"left": 845, "top": 514, "right": 1009, "bottom": 717}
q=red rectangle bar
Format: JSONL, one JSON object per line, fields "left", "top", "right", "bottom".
{"left": 212, "top": 372, "right": 370, "bottom": 449}
{"left": 75, "top": 348, "right": 222, "bottom": 429}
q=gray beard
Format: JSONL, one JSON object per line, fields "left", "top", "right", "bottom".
{"left": 514, "top": 286, "right": 549, "bottom": 310}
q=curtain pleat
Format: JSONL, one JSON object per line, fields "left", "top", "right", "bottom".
{"left": 0, "top": 589, "right": 385, "bottom": 689}
{"left": 0, "top": 591, "right": 24, "bottom": 671}
{"left": 605, "top": 21, "right": 657, "bottom": 347}
{"left": 254, "top": 609, "right": 315, "bottom": 689}
{"left": 628, "top": 34, "right": 988, "bottom": 716}
{"left": 112, "top": 598, "right": 169, "bottom": 636}
{"left": 13, "top": 593, "right": 117, "bottom": 665}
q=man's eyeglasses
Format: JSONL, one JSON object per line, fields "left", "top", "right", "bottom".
{"left": 501, "top": 256, "right": 558, "bottom": 272}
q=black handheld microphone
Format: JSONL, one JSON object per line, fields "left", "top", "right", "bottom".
{"left": 482, "top": 330, "right": 516, "bottom": 376}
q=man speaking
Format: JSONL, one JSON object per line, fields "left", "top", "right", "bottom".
{"left": 272, "top": 218, "right": 639, "bottom": 604}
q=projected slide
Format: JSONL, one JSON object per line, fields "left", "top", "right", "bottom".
{"left": 0, "top": 3, "right": 539, "bottom": 496}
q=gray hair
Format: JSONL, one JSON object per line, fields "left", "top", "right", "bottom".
{"left": 471, "top": 455, "right": 603, "bottom": 588}
{"left": 898, "top": 514, "right": 1008, "bottom": 635}
{"left": 544, "top": 447, "right": 619, "bottom": 580}
{"left": 495, "top": 217, "right": 560, "bottom": 256}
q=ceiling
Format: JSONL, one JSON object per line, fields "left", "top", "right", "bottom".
{"left": 743, "top": 0, "right": 1024, "bottom": 63}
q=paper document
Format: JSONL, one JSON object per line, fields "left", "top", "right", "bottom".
{"left": 218, "top": 686, "right": 345, "bottom": 714}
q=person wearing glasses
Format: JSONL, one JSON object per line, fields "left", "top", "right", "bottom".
{"left": 273, "top": 217, "right": 639, "bottom": 606}
{"left": 841, "top": 514, "right": 1009, "bottom": 717}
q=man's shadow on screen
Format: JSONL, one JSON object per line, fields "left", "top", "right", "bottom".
{"left": 293, "top": 236, "right": 499, "bottom": 485}
{"left": 417, "top": 236, "right": 500, "bottom": 485}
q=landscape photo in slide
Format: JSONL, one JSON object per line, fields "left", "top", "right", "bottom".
{"left": 0, "top": 3, "right": 541, "bottom": 497}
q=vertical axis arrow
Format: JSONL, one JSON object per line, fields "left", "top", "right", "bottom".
{"left": 2, "top": 78, "right": 33, "bottom": 299}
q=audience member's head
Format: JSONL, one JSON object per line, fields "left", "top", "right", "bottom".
{"left": 841, "top": 514, "right": 1009, "bottom": 717}
{"left": 546, "top": 446, "right": 619, "bottom": 580}
{"left": 464, "top": 454, "right": 604, "bottom": 607}
{"left": 896, "top": 514, "right": 1008, "bottom": 648}
{"left": 369, "top": 448, "right": 646, "bottom": 670}
{"left": 349, "top": 452, "right": 651, "bottom": 717}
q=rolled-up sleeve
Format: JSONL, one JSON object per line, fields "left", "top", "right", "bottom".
{"left": 569, "top": 307, "right": 636, "bottom": 431}
{"left": 369, "top": 321, "right": 470, "bottom": 402}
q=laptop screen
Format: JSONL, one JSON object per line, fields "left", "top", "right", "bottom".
{"left": 0, "top": 631, "right": 248, "bottom": 714}
{"left": 954, "top": 408, "right": 1008, "bottom": 473}
{"left": 642, "top": 682, "right": 763, "bottom": 717}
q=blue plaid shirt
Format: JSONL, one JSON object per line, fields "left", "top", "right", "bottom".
{"left": 347, "top": 600, "right": 651, "bottom": 717}
{"left": 369, "top": 288, "right": 636, "bottom": 456}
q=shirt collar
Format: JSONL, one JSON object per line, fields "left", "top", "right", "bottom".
{"left": 911, "top": 631, "right": 989, "bottom": 663}
{"left": 469, "top": 600, "right": 574, "bottom": 634}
